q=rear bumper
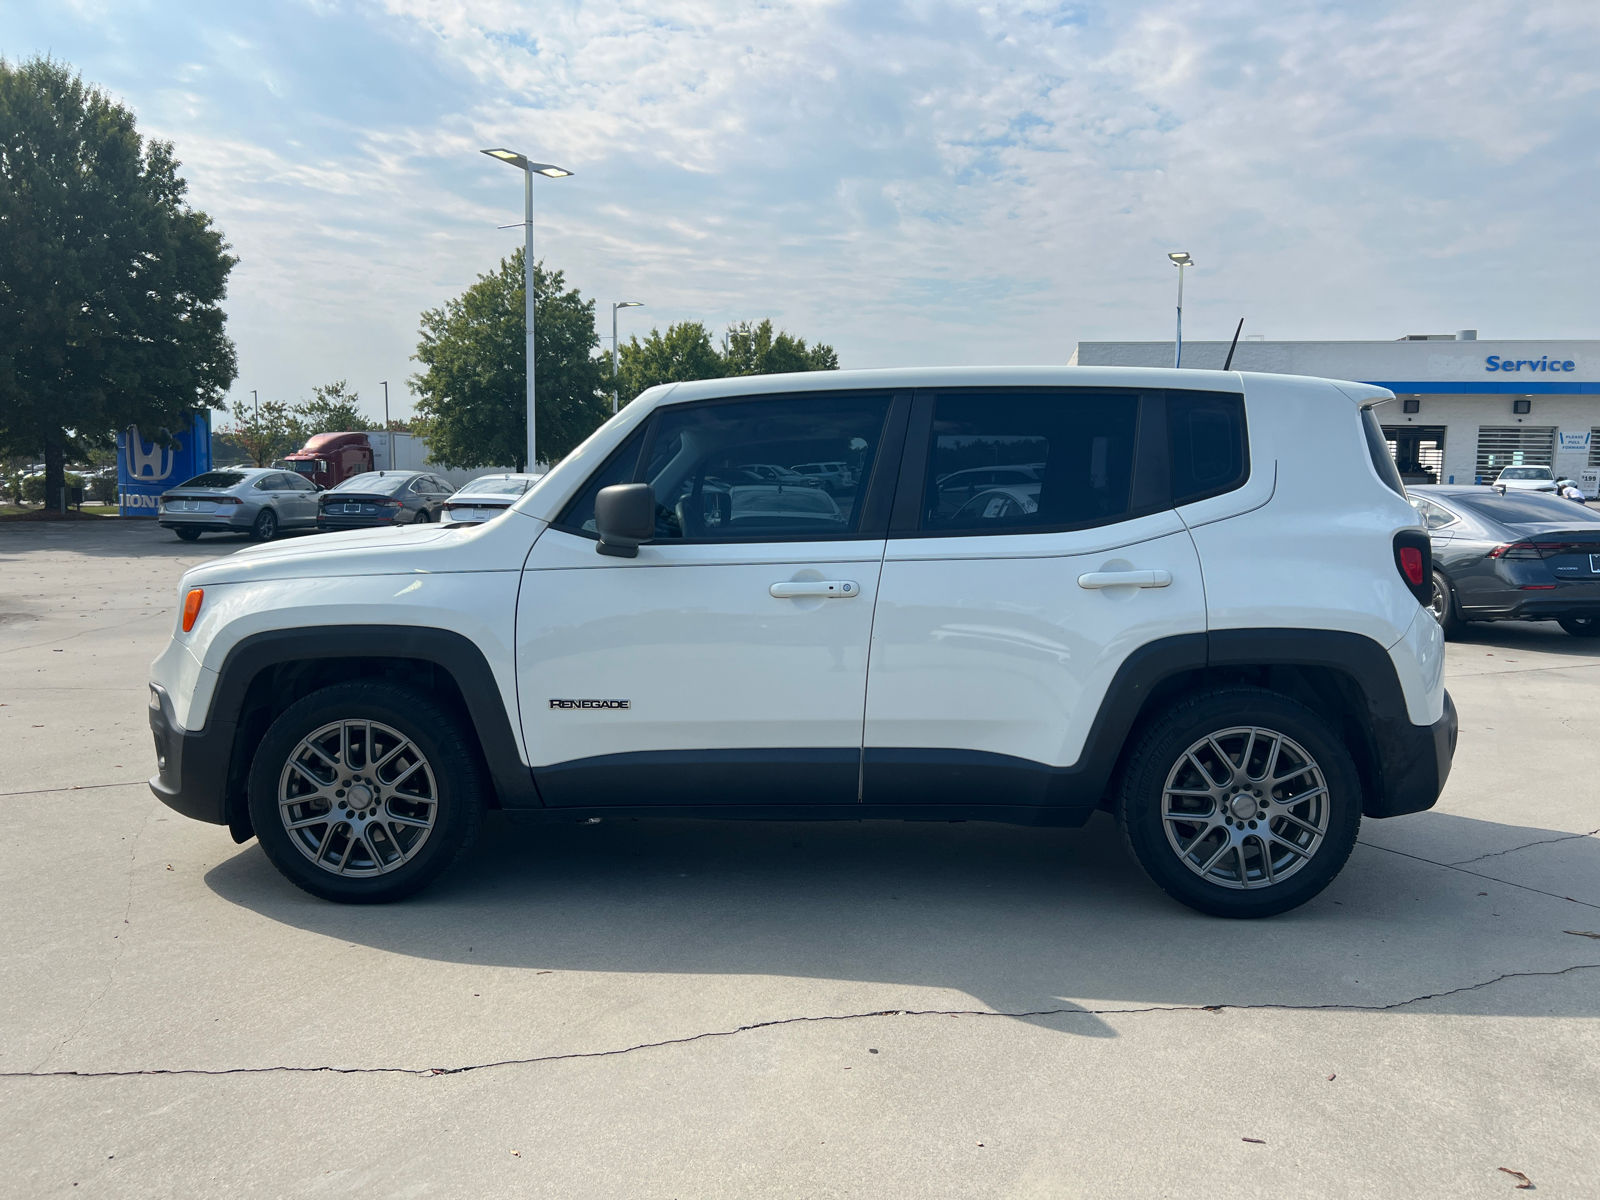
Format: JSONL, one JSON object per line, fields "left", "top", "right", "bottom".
{"left": 1365, "top": 689, "right": 1457, "bottom": 817}
{"left": 317, "top": 515, "right": 404, "bottom": 530}
{"left": 1463, "top": 597, "right": 1600, "bottom": 621}
{"left": 148, "top": 684, "right": 233, "bottom": 825}
{"left": 158, "top": 513, "right": 252, "bottom": 531}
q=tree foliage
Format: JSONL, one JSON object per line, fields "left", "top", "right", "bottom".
{"left": 0, "top": 56, "right": 238, "bottom": 501}
{"left": 411, "top": 250, "right": 608, "bottom": 471}
{"left": 614, "top": 319, "right": 839, "bottom": 407}
{"left": 218, "top": 397, "right": 297, "bottom": 467}
{"left": 294, "top": 380, "right": 379, "bottom": 436}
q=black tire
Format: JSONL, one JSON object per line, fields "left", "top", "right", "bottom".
{"left": 1428, "top": 571, "right": 1462, "bottom": 638}
{"left": 1558, "top": 616, "right": 1600, "bottom": 638}
{"left": 174, "top": 527, "right": 203, "bottom": 542}
{"left": 247, "top": 682, "right": 485, "bottom": 903}
{"left": 1116, "top": 687, "right": 1362, "bottom": 918}
{"left": 252, "top": 507, "right": 278, "bottom": 542}
{"left": 413, "top": 507, "right": 430, "bottom": 524}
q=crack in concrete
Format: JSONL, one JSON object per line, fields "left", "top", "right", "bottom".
{"left": 1356, "top": 840, "right": 1600, "bottom": 909}
{"left": 1448, "top": 829, "right": 1600, "bottom": 867}
{"left": 6, "top": 963, "right": 1595, "bottom": 1083}
{"left": 0, "top": 780, "right": 147, "bottom": 797}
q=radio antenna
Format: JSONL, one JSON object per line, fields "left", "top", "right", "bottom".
{"left": 1223, "top": 318, "right": 1244, "bottom": 371}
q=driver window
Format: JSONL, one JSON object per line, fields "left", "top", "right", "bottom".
{"left": 641, "top": 394, "right": 891, "bottom": 541}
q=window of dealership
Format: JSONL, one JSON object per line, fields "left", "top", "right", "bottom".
{"left": 1070, "top": 332, "right": 1600, "bottom": 488}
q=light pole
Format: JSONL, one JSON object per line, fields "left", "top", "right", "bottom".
{"left": 1168, "top": 252, "right": 1193, "bottom": 368}
{"left": 611, "top": 301, "right": 644, "bottom": 415}
{"left": 481, "top": 149, "right": 574, "bottom": 472}
{"left": 381, "top": 381, "right": 392, "bottom": 471}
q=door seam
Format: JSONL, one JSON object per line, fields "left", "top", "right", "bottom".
{"left": 858, "top": 537, "right": 892, "bottom": 801}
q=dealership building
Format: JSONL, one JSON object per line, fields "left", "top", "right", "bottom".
{"left": 1071, "top": 332, "right": 1600, "bottom": 488}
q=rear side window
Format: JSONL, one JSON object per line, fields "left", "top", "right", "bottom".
{"left": 919, "top": 390, "right": 1137, "bottom": 533}
{"left": 1170, "top": 392, "right": 1249, "bottom": 506}
{"left": 1361, "top": 407, "right": 1406, "bottom": 497}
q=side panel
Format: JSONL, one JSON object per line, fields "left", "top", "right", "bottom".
{"left": 863, "top": 515, "right": 1207, "bottom": 802}
{"left": 1190, "top": 376, "right": 1426, "bottom": 648}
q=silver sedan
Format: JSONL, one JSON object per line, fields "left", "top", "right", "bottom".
{"left": 158, "top": 467, "right": 322, "bottom": 542}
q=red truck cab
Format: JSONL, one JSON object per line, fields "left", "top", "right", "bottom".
{"left": 281, "top": 432, "right": 374, "bottom": 490}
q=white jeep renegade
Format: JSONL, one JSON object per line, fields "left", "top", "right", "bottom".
{"left": 149, "top": 367, "right": 1455, "bottom": 918}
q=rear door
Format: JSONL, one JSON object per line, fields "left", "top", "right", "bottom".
{"left": 862, "top": 387, "right": 1217, "bottom": 811}
{"left": 516, "top": 390, "right": 908, "bottom": 807}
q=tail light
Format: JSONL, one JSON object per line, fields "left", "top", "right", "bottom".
{"left": 181, "top": 588, "right": 204, "bottom": 632}
{"left": 1490, "top": 540, "right": 1597, "bottom": 560}
{"left": 1392, "top": 530, "right": 1432, "bottom": 606}
{"left": 1488, "top": 541, "right": 1541, "bottom": 560}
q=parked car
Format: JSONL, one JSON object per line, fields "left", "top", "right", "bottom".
{"left": 150, "top": 367, "right": 1453, "bottom": 918}
{"left": 789, "top": 461, "right": 854, "bottom": 493}
{"left": 737, "top": 462, "right": 822, "bottom": 488}
{"left": 934, "top": 463, "right": 1046, "bottom": 516}
{"left": 316, "top": 471, "right": 455, "bottom": 530}
{"left": 1408, "top": 485, "right": 1600, "bottom": 638}
{"left": 951, "top": 486, "right": 1040, "bottom": 525}
{"left": 158, "top": 468, "right": 321, "bottom": 542}
{"left": 1491, "top": 465, "right": 1558, "bottom": 493}
{"left": 440, "top": 473, "right": 544, "bottom": 526}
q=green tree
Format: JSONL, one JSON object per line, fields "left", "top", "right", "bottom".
{"left": 411, "top": 250, "right": 607, "bottom": 471}
{"left": 614, "top": 321, "right": 724, "bottom": 407}
{"left": 0, "top": 57, "right": 238, "bottom": 504}
{"left": 293, "top": 380, "right": 379, "bottom": 438}
{"left": 218, "top": 397, "right": 296, "bottom": 466}
{"left": 614, "top": 318, "right": 839, "bottom": 407}
{"left": 723, "top": 319, "right": 838, "bottom": 376}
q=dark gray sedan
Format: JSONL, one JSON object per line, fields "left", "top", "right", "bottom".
{"left": 159, "top": 468, "right": 321, "bottom": 542}
{"left": 316, "top": 471, "right": 456, "bottom": 531}
{"left": 1408, "top": 485, "right": 1600, "bottom": 638}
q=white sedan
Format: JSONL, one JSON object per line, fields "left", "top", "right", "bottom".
{"left": 1493, "top": 465, "right": 1558, "bottom": 493}
{"left": 439, "top": 473, "right": 544, "bottom": 525}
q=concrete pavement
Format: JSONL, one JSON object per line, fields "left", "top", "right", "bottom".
{"left": 1, "top": 519, "right": 1596, "bottom": 1197}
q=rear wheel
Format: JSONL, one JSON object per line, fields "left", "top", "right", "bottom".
{"left": 1558, "top": 616, "right": 1600, "bottom": 638}
{"left": 413, "top": 508, "right": 430, "bottom": 524}
{"left": 252, "top": 507, "right": 278, "bottom": 541}
{"left": 1116, "top": 688, "right": 1362, "bottom": 918}
{"left": 174, "top": 528, "right": 202, "bottom": 542}
{"left": 1428, "top": 571, "right": 1461, "bottom": 638}
{"left": 247, "top": 682, "right": 485, "bottom": 903}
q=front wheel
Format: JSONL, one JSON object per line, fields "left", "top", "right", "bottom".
{"left": 1558, "top": 616, "right": 1600, "bottom": 638}
{"left": 247, "top": 682, "right": 485, "bottom": 903}
{"left": 1116, "top": 688, "right": 1362, "bottom": 918}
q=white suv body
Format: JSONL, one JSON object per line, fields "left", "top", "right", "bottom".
{"left": 149, "top": 367, "right": 1454, "bottom": 917}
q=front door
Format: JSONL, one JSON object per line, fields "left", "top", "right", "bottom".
{"left": 863, "top": 386, "right": 1221, "bottom": 810}
{"left": 517, "top": 390, "right": 901, "bottom": 808}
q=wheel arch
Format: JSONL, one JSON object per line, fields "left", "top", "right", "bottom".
{"left": 1097, "top": 629, "right": 1441, "bottom": 820}
{"left": 211, "top": 626, "right": 535, "bottom": 838}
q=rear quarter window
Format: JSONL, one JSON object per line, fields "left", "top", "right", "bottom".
{"left": 1170, "top": 392, "right": 1249, "bottom": 505}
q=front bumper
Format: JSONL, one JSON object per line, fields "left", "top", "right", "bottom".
{"left": 148, "top": 683, "right": 234, "bottom": 826}
{"left": 1365, "top": 690, "right": 1458, "bottom": 818}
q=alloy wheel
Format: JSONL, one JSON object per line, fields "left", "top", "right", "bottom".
{"left": 1429, "top": 578, "right": 1448, "bottom": 623}
{"left": 277, "top": 719, "right": 438, "bottom": 876}
{"left": 1161, "top": 726, "right": 1330, "bottom": 890}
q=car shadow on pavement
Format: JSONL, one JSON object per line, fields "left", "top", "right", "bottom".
{"left": 204, "top": 808, "right": 1600, "bottom": 1035}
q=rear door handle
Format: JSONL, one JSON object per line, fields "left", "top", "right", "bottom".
{"left": 1077, "top": 570, "right": 1172, "bottom": 590}
{"left": 770, "top": 580, "right": 860, "bottom": 598}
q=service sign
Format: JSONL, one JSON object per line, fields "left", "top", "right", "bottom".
{"left": 118, "top": 414, "right": 212, "bottom": 517}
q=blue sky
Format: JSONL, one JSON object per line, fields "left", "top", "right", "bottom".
{"left": 7, "top": 0, "right": 1599, "bottom": 421}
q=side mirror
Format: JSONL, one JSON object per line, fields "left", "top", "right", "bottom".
{"left": 594, "top": 483, "right": 655, "bottom": 558}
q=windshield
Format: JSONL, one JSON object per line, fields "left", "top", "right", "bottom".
{"left": 176, "top": 472, "right": 246, "bottom": 489}
{"left": 329, "top": 472, "right": 408, "bottom": 495}
{"left": 459, "top": 478, "right": 533, "bottom": 498}
{"left": 1455, "top": 492, "right": 1600, "bottom": 526}
{"left": 1497, "top": 466, "right": 1552, "bottom": 480}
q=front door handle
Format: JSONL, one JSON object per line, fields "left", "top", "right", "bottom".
{"left": 1077, "top": 570, "right": 1172, "bottom": 590}
{"left": 770, "top": 580, "right": 859, "bottom": 598}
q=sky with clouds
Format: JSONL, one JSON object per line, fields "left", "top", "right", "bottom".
{"left": 7, "top": 0, "right": 1599, "bottom": 420}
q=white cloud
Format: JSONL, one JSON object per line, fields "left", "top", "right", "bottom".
{"left": 4, "top": 0, "right": 1598, "bottom": 419}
